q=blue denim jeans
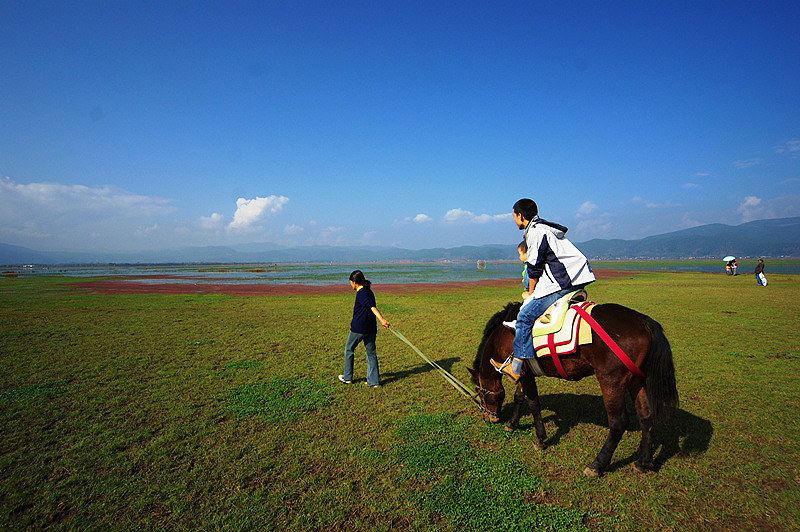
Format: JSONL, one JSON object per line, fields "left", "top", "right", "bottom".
{"left": 343, "top": 331, "right": 380, "bottom": 385}
{"left": 513, "top": 285, "right": 586, "bottom": 359}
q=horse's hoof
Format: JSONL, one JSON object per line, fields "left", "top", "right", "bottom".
{"left": 633, "top": 461, "right": 654, "bottom": 474}
{"left": 504, "top": 423, "right": 517, "bottom": 432}
{"left": 583, "top": 466, "right": 602, "bottom": 478}
{"left": 533, "top": 440, "right": 546, "bottom": 451}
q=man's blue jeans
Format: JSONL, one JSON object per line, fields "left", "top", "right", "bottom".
{"left": 343, "top": 331, "right": 380, "bottom": 385}
{"left": 513, "top": 286, "right": 584, "bottom": 360}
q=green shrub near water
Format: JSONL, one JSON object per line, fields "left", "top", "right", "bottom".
{"left": 0, "top": 272, "right": 798, "bottom": 529}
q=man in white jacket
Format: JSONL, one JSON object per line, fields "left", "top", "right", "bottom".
{"left": 492, "top": 198, "right": 596, "bottom": 382}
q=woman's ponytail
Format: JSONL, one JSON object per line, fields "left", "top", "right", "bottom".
{"left": 349, "top": 269, "right": 371, "bottom": 289}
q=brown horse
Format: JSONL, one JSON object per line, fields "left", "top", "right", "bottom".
{"left": 467, "top": 301, "right": 679, "bottom": 477}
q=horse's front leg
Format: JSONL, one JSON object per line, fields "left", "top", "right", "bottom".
{"left": 506, "top": 373, "right": 547, "bottom": 450}
{"left": 504, "top": 380, "right": 526, "bottom": 432}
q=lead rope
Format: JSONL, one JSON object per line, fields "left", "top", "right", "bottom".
{"left": 387, "top": 326, "right": 476, "bottom": 400}
{"left": 386, "top": 326, "right": 498, "bottom": 418}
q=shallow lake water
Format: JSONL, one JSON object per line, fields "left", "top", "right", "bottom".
{"left": 4, "top": 259, "right": 798, "bottom": 285}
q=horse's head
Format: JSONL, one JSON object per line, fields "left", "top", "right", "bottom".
{"left": 468, "top": 302, "right": 520, "bottom": 423}
{"left": 467, "top": 366, "right": 505, "bottom": 423}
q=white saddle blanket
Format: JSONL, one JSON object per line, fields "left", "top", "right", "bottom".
{"left": 532, "top": 302, "right": 595, "bottom": 358}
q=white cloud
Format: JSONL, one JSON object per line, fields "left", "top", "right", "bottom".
{"left": 135, "top": 224, "right": 159, "bottom": 236}
{"left": 571, "top": 200, "right": 614, "bottom": 239}
{"left": 443, "top": 208, "right": 473, "bottom": 222}
{"left": 0, "top": 221, "right": 50, "bottom": 240}
{"left": 283, "top": 224, "right": 304, "bottom": 235}
{"left": 474, "top": 213, "right": 512, "bottom": 223}
{"left": 0, "top": 176, "right": 172, "bottom": 216}
{"left": 680, "top": 213, "right": 702, "bottom": 228}
{"left": 576, "top": 201, "right": 598, "bottom": 217}
{"left": 198, "top": 213, "right": 226, "bottom": 230}
{"left": 317, "top": 226, "right": 345, "bottom": 245}
{"left": 774, "top": 139, "right": 800, "bottom": 155}
{"left": 631, "top": 196, "right": 680, "bottom": 209}
{"left": 576, "top": 218, "right": 612, "bottom": 236}
{"left": 360, "top": 231, "right": 380, "bottom": 245}
{"left": 443, "top": 208, "right": 510, "bottom": 224}
{"left": 228, "top": 195, "right": 289, "bottom": 230}
{"left": 393, "top": 213, "right": 435, "bottom": 227}
{"left": 0, "top": 176, "right": 175, "bottom": 247}
{"left": 737, "top": 196, "right": 769, "bottom": 222}
{"left": 681, "top": 182, "right": 700, "bottom": 189}
{"left": 733, "top": 159, "right": 762, "bottom": 169}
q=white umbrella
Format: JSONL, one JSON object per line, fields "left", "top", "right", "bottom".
{"left": 723, "top": 256, "right": 735, "bottom": 262}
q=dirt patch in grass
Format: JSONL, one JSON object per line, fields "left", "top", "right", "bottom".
{"left": 72, "top": 269, "right": 637, "bottom": 296}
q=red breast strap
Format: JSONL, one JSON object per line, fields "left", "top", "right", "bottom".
{"left": 572, "top": 305, "right": 646, "bottom": 378}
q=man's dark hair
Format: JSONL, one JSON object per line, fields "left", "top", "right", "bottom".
{"left": 513, "top": 198, "right": 538, "bottom": 221}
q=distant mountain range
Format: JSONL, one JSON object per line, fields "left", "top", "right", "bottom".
{"left": 578, "top": 216, "right": 800, "bottom": 259}
{"left": 1, "top": 216, "right": 798, "bottom": 265}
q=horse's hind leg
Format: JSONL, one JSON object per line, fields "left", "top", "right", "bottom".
{"left": 629, "top": 380, "right": 655, "bottom": 472}
{"left": 585, "top": 381, "right": 628, "bottom": 477}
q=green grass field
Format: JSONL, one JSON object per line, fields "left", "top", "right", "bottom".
{"left": 1, "top": 272, "right": 798, "bottom": 530}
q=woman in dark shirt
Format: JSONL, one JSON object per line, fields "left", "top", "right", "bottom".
{"left": 338, "top": 270, "right": 390, "bottom": 387}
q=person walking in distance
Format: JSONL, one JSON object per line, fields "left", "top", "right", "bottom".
{"left": 754, "top": 259, "right": 768, "bottom": 286}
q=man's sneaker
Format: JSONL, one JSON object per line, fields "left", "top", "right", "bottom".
{"left": 338, "top": 375, "right": 352, "bottom": 384}
{"left": 490, "top": 358, "right": 521, "bottom": 383}
{"left": 364, "top": 382, "right": 380, "bottom": 388}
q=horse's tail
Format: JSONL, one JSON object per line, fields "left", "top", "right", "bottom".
{"left": 643, "top": 316, "right": 679, "bottom": 421}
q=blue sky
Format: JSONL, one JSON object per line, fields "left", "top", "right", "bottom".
{"left": 1, "top": 1, "right": 799, "bottom": 252}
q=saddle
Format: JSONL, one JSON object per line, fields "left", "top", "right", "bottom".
{"left": 531, "top": 289, "right": 588, "bottom": 337}
{"left": 532, "top": 300, "right": 595, "bottom": 361}
{"left": 507, "top": 289, "right": 596, "bottom": 379}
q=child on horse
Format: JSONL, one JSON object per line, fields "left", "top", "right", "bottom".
{"left": 492, "top": 198, "right": 596, "bottom": 382}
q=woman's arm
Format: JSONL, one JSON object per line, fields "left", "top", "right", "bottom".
{"left": 371, "top": 307, "right": 390, "bottom": 328}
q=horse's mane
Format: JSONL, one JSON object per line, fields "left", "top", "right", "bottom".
{"left": 472, "top": 302, "right": 521, "bottom": 373}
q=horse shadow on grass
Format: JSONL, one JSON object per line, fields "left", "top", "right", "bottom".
{"left": 503, "top": 393, "right": 713, "bottom": 472}
{"left": 380, "top": 357, "right": 461, "bottom": 386}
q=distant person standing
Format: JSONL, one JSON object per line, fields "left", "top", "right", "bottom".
{"left": 338, "top": 270, "right": 390, "bottom": 387}
{"left": 754, "top": 259, "right": 768, "bottom": 286}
